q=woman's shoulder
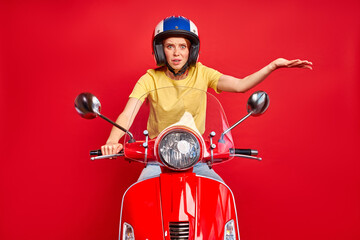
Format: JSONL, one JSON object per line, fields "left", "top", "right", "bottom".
{"left": 194, "top": 62, "right": 218, "bottom": 72}
{"left": 194, "top": 62, "right": 220, "bottom": 75}
{"left": 136, "top": 67, "right": 165, "bottom": 83}
{"left": 146, "top": 66, "right": 166, "bottom": 76}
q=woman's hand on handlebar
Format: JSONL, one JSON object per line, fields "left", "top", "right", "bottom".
{"left": 101, "top": 142, "right": 123, "bottom": 156}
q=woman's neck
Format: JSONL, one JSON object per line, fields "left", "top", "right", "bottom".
{"left": 165, "top": 68, "right": 189, "bottom": 80}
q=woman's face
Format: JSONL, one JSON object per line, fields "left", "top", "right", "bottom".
{"left": 163, "top": 37, "right": 190, "bottom": 71}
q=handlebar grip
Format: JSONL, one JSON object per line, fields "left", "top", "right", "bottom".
{"left": 232, "top": 148, "right": 258, "bottom": 156}
{"left": 89, "top": 149, "right": 124, "bottom": 156}
{"left": 90, "top": 150, "right": 102, "bottom": 156}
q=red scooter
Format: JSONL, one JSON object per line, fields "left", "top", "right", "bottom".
{"left": 75, "top": 87, "right": 269, "bottom": 240}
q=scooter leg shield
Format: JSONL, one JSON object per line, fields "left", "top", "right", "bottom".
{"left": 119, "top": 177, "right": 165, "bottom": 239}
{"left": 119, "top": 173, "right": 239, "bottom": 239}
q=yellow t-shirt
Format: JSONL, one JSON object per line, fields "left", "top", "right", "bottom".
{"left": 129, "top": 62, "right": 222, "bottom": 138}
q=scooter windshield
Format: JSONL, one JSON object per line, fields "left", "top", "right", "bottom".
{"left": 123, "top": 87, "right": 234, "bottom": 163}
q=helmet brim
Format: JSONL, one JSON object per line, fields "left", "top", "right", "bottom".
{"left": 154, "top": 30, "right": 199, "bottom": 46}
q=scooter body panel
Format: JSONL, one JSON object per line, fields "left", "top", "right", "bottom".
{"left": 195, "top": 176, "right": 239, "bottom": 239}
{"left": 119, "top": 172, "right": 239, "bottom": 239}
{"left": 119, "top": 177, "right": 165, "bottom": 239}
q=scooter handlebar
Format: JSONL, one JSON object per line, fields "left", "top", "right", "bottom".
{"left": 232, "top": 148, "right": 258, "bottom": 156}
{"left": 89, "top": 148, "right": 259, "bottom": 161}
{"left": 230, "top": 148, "right": 262, "bottom": 161}
{"left": 90, "top": 149, "right": 102, "bottom": 156}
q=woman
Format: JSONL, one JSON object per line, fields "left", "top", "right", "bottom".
{"left": 101, "top": 16, "right": 312, "bottom": 181}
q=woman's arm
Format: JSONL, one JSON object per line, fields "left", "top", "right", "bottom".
{"left": 101, "top": 97, "right": 142, "bottom": 155}
{"left": 217, "top": 58, "right": 313, "bottom": 93}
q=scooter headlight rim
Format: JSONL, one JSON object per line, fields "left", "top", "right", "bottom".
{"left": 155, "top": 126, "right": 203, "bottom": 170}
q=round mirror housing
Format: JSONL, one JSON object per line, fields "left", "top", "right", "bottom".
{"left": 247, "top": 91, "right": 269, "bottom": 116}
{"left": 74, "top": 93, "right": 101, "bottom": 119}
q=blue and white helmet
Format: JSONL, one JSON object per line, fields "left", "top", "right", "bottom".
{"left": 153, "top": 16, "right": 200, "bottom": 67}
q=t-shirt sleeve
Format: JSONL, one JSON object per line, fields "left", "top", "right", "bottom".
{"left": 129, "top": 73, "right": 151, "bottom": 102}
{"left": 200, "top": 63, "right": 223, "bottom": 93}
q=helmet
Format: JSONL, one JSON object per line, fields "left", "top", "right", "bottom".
{"left": 153, "top": 16, "right": 200, "bottom": 67}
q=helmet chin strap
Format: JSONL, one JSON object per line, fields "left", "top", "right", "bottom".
{"left": 166, "top": 61, "right": 189, "bottom": 77}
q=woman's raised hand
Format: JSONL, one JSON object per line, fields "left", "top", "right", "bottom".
{"left": 271, "top": 58, "right": 313, "bottom": 70}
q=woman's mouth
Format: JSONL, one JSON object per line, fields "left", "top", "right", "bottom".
{"left": 172, "top": 59, "right": 181, "bottom": 65}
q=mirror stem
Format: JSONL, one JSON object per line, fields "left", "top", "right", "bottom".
{"left": 98, "top": 113, "right": 135, "bottom": 143}
{"left": 219, "top": 112, "right": 252, "bottom": 142}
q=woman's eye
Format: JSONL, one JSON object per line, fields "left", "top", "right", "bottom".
{"left": 166, "top": 45, "right": 173, "bottom": 49}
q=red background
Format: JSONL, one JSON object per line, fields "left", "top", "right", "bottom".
{"left": 1, "top": 0, "right": 359, "bottom": 239}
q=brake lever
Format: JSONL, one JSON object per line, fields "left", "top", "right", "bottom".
{"left": 90, "top": 153, "right": 124, "bottom": 161}
{"left": 233, "top": 154, "right": 262, "bottom": 161}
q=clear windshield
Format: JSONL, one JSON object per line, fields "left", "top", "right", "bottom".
{"left": 123, "top": 87, "right": 234, "bottom": 162}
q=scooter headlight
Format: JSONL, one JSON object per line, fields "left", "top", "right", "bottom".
{"left": 158, "top": 129, "right": 201, "bottom": 170}
{"left": 224, "top": 219, "right": 236, "bottom": 240}
{"left": 122, "top": 222, "right": 135, "bottom": 240}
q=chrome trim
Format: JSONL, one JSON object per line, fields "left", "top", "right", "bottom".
{"left": 209, "top": 131, "right": 216, "bottom": 168}
{"left": 251, "top": 150, "right": 259, "bottom": 156}
{"left": 143, "top": 130, "right": 149, "bottom": 167}
{"left": 169, "top": 221, "right": 189, "bottom": 240}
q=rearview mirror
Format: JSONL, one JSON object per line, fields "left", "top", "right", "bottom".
{"left": 220, "top": 91, "right": 270, "bottom": 142}
{"left": 247, "top": 91, "right": 270, "bottom": 116}
{"left": 74, "top": 92, "right": 135, "bottom": 142}
{"left": 74, "top": 92, "right": 101, "bottom": 119}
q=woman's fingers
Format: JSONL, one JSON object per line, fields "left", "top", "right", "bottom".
{"left": 101, "top": 143, "right": 123, "bottom": 156}
{"left": 288, "top": 60, "right": 313, "bottom": 69}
